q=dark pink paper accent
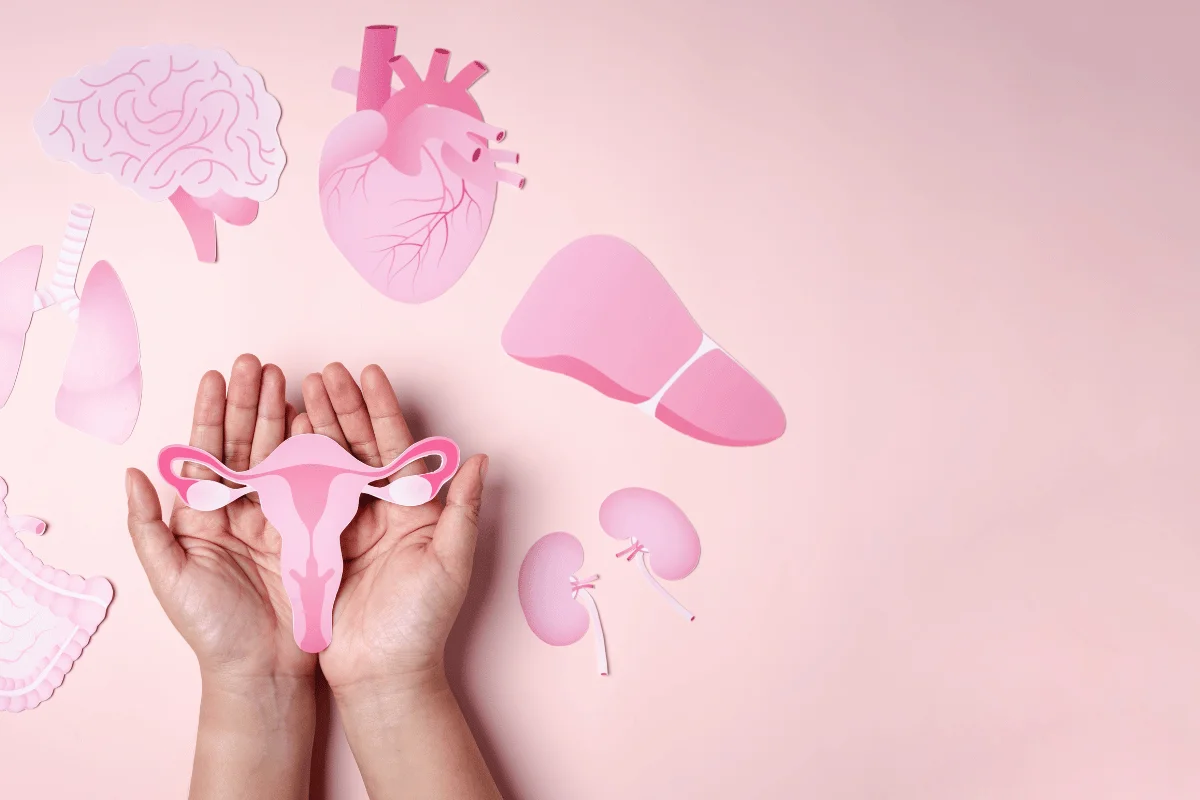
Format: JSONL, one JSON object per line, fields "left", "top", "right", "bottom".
{"left": 321, "top": 26, "right": 524, "bottom": 303}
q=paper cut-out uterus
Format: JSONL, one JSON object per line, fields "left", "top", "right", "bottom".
{"left": 321, "top": 24, "right": 524, "bottom": 303}
{"left": 159, "top": 434, "right": 460, "bottom": 653}
{"left": 502, "top": 235, "right": 787, "bottom": 447}
{"left": 518, "top": 532, "right": 608, "bottom": 676}
{"left": 600, "top": 487, "right": 699, "bottom": 621}
{"left": 34, "top": 45, "right": 285, "bottom": 262}
{"left": 0, "top": 204, "right": 142, "bottom": 444}
{"left": 0, "top": 477, "right": 114, "bottom": 713}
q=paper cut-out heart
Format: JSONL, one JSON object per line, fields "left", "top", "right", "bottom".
{"left": 159, "top": 433, "right": 459, "bottom": 653}
{"left": 502, "top": 235, "right": 787, "bottom": 446}
{"left": 321, "top": 24, "right": 524, "bottom": 303}
{"left": 518, "top": 532, "right": 608, "bottom": 676}
{"left": 600, "top": 487, "right": 700, "bottom": 621}
{"left": 0, "top": 477, "right": 113, "bottom": 712}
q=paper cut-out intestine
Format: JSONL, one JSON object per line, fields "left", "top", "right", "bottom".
{"left": 321, "top": 24, "right": 524, "bottom": 303}
{"left": 0, "top": 478, "right": 114, "bottom": 713}
{"left": 159, "top": 433, "right": 460, "bottom": 653}
{"left": 518, "top": 532, "right": 608, "bottom": 676}
{"left": 34, "top": 45, "right": 285, "bottom": 263}
{"left": 600, "top": 488, "right": 699, "bottom": 621}
{"left": 0, "top": 204, "right": 142, "bottom": 444}
{"left": 502, "top": 235, "right": 787, "bottom": 447}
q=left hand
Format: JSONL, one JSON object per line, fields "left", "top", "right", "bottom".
{"left": 289, "top": 363, "right": 488, "bottom": 700}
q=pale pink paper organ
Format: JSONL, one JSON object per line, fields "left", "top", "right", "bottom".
{"left": 0, "top": 246, "right": 43, "bottom": 406}
{"left": 0, "top": 478, "right": 113, "bottom": 713}
{"left": 502, "top": 235, "right": 787, "bottom": 446}
{"left": 0, "top": 205, "right": 143, "bottom": 443}
{"left": 55, "top": 261, "right": 142, "bottom": 444}
{"left": 320, "top": 25, "right": 524, "bottom": 303}
{"left": 33, "top": 45, "right": 285, "bottom": 262}
{"left": 600, "top": 487, "right": 700, "bottom": 621}
{"left": 518, "top": 532, "right": 608, "bottom": 675}
{"left": 159, "top": 434, "right": 460, "bottom": 653}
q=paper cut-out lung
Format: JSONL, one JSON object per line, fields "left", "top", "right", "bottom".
{"left": 600, "top": 487, "right": 699, "bottom": 621}
{"left": 518, "top": 532, "right": 608, "bottom": 676}
{"left": 34, "top": 45, "right": 285, "bottom": 262}
{"left": 0, "top": 478, "right": 113, "bottom": 713}
{"left": 0, "top": 204, "right": 142, "bottom": 444}
{"left": 159, "top": 434, "right": 460, "bottom": 653}
{"left": 321, "top": 24, "right": 524, "bottom": 303}
{"left": 502, "top": 235, "right": 787, "bottom": 447}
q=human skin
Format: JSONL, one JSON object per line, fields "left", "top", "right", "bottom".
{"left": 124, "top": 354, "right": 501, "bottom": 799}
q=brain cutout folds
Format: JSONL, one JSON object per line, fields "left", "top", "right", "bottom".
{"left": 33, "top": 45, "right": 285, "bottom": 262}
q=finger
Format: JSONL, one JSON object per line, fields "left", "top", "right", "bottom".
{"left": 292, "top": 411, "right": 314, "bottom": 436}
{"left": 249, "top": 364, "right": 287, "bottom": 467}
{"left": 302, "top": 372, "right": 349, "bottom": 449}
{"left": 285, "top": 403, "right": 298, "bottom": 437}
{"left": 430, "top": 454, "right": 487, "bottom": 589}
{"left": 184, "top": 370, "right": 227, "bottom": 481}
{"left": 223, "top": 354, "right": 263, "bottom": 472}
{"left": 126, "top": 468, "right": 186, "bottom": 592}
{"left": 323, "top": 362, "right": 381, "bottom": 466}
{"left": 361, "top": 365, "right": 421, "bottom": 479}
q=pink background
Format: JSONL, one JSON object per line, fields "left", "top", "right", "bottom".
{"left": 2, "top": 0, "right": 1198, "bottom": 797}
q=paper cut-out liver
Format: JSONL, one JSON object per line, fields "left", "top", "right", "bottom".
{"left": 159, "top": 434, "right": 460, "bottom": 653}
{"left": 600, "top": 487, "right": 700, "bottom": 621}
{"left": 321, "top": 24, "right": 524, "bottom": 303}
{"left": 502, "top": 235, "right": 787, "bottom": 446}
{"left": 518, "top": 532, "right": 608, "bottom": 676}
{"left": 0, "top": 478, "right": 113, "bottom": 713}
{"left": 34, "top": 45, "right": 285, "bottom": 262}
{"left": 0, "top": 204, "right": 142, "bottom": 444}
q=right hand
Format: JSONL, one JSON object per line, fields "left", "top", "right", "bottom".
{"left": 125, "top": 354, "right": 316, "bottom": 683}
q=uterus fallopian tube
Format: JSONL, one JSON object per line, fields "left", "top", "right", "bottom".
{"left": 158, "top": 433, "right": 459, "bottom": 653}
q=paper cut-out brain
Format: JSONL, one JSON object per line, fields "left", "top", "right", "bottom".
{"left": 33, "top": 45, "right": 285, "bottom": 263}
{"left": 159, "top": 433, "right": 460, "bottom": 653}
{"left": 321, "top": 25, "right": 524, "bottom": 303}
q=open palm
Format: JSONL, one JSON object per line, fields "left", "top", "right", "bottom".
{"left": 126, "top": 355, "right": 316, "bottom": 680}
{"left": 288, "top": 363, "right": 486, "bottom": 694}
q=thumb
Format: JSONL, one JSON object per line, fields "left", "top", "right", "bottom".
{"left": 431, "top": 454, "right": 487, "bottom": 589}
{"left": 125, "top": 468, "right": 186, "bottom": 592}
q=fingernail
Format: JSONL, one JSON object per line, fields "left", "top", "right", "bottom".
{"left": 480, "top": 455, "right": 489, "bottom": 483}
{"left": 124, "top": 469, "right": 133, "bottom": 496}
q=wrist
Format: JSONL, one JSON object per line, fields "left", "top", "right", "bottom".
{"left": 331, "top": 663, "right": 452, "bottom": 729}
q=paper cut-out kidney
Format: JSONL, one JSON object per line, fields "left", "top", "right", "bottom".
{"left": 33, "top": 45, "right": 285, "bottom": 262}
{"left": 0, "top": 478, "right": 113, "bottom": 713}
{"left": 159, "top": 433, "right": 459, "bottom": 653}
{"left": 600, "top": 487, "right": 699, "bottom": 621}
{"left": 321, "top": 24, "right": 524, "bottom": 303}
{"left": 0, "top": 204, "right": 142, "bottom": 444}
{"left": 502, "top": 235, "right": 787, "bottom": 446}
{"left": 518, "top": 532, "right": 608, "bottom": 676}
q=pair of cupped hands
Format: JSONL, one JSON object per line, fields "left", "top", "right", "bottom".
{"left": 125, "top": 355, "right": 488, "bottom": 700}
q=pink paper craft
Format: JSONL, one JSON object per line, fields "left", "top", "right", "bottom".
{"left": 158, "top": 433, "right": 460, "bottom": 653}
{"left": 0, "top": 246, "right": 43, "bottom": 406}
{"left": 502, "top": 235, "right": 787, "bottom": 447}
{"left": 0, "top": 478, "right": 114, "bottom": 713}
{"left": 55, "top": 260, "right": 143, "bottom": 444}
{"left": 0, "top": 205, "right": 143, "bottom": 443}
{"left": 321, "top": 24, "right": 525, "bottom": 303}
{"left": 33, "top": 45, "right": 285, "bottom": 263}
{"left": 518, "top": 532, "right": 608, "bottom": 676}
{"left": 600, "top": 488, "right": 699, "bottom": 621}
